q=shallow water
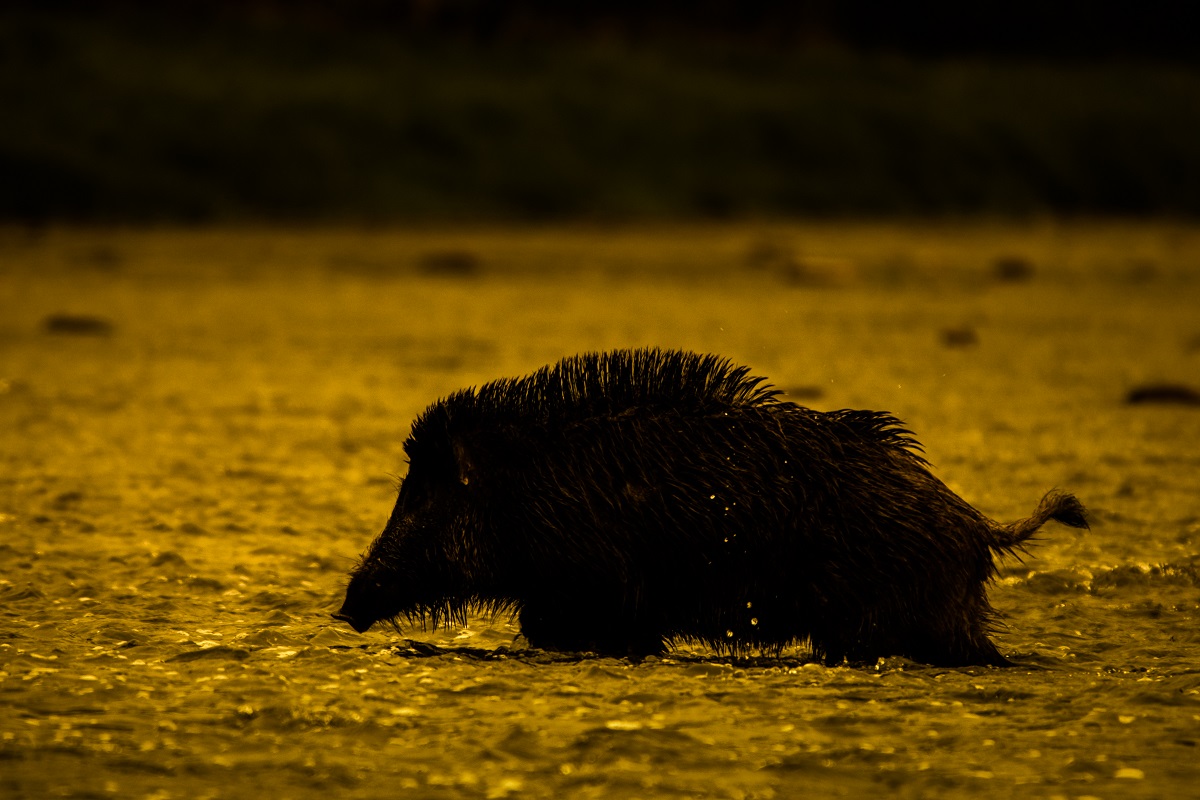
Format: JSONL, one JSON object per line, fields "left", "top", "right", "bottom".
{"left": 2, "top": 223, "right": 1199, "bottom": 799}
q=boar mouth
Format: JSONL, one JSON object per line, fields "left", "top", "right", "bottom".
{"left": 331, "top": 609, "right": 376, "bottom": 634}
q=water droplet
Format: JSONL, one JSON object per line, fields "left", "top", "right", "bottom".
{"left": 725, "top": 630, "right": 734, "bottom": 638}
{"left": 746, "top": 602, "right": 753, "bottom": 609}
{"left": 750, "top": 618, "right": 758, "bottom": 626}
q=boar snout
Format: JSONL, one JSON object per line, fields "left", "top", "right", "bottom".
{"left": 331, "top": 609, "right": 375, "bottom": 633}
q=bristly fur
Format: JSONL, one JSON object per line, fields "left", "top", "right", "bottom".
{"left": 487, "top": 347, "right": 787, "bottom": 415}
{"left": 822, "top": 408, "right": 929, "bottom": 466}
{"left": 407, "top": 348, "right": 785, "bottom": 452}
{"left": 383, "top": 597, "right": 518, "bottom": 635}
{"left": 338, "top": 347, "right": 1088, "bottom": 667}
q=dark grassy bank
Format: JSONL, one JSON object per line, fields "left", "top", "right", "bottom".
{"left": 4, "top": 9, "right": 1200, "bottom": 222}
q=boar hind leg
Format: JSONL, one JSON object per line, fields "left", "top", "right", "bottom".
{"left": 808, "top": 596, "right": 1012, "bottom": 667}
{"left": 518, "top": 601, "right": 667, "bottom": 658}
{"left": 810, "top": 626, "right": 1008, "bottom": 668}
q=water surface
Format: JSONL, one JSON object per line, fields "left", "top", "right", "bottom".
{"left": 2, "top": 224, "right": 1198, "bottom": 798}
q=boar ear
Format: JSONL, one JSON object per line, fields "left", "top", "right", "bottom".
{"left": 451, "top": 436, "right": 477, "bottom": 486}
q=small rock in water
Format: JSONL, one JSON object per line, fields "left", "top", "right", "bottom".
{"left": 1125, "top": 384, "right": 1200, "bottom": 406}
{"left": 43, "top": 314, "right": 114, "bottom": 336}
{"left": 940, "top": 326, "right": 979, "bottom": 348}
{"left": 417, "top": 250, "right": 481, "bottom": 277}
{"left": 992, "top": 255, "right": 1035, "bottom": 282}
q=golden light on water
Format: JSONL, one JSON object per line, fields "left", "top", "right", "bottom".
{"left": 2, "top": 222, "right": 1199, "bottom": 796}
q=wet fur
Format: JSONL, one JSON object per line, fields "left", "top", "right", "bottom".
{"left": 338, "top": 348, "right": 1088, "bottom": 666}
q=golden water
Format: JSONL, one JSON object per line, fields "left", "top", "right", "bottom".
{"left": 2, "top": 224, "right": 1198, "bottom": 798}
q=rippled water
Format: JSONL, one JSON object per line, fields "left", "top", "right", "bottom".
{"left": 2, "top": 225, "right": 1199, "bottom": 798}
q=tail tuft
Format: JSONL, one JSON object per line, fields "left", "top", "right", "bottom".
{"left": 1002, "top": 490, "right": 1089, "bottom": 546}
{"left": 1041, "top": 490, "right": 1089, "bottom": 530}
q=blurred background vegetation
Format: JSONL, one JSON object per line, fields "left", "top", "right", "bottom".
{"left": 3, "top": 0, "right": 1199, "bottom": 223}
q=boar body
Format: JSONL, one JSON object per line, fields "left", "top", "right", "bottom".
{"left": 336, "top": 349, "right": 1087, "bottom": 666}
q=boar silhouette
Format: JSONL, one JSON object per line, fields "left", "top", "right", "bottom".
{"left": 335, "top": 348, "right": 1087, "bottom": 666}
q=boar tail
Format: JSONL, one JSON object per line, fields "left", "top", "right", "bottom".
{"left": 997, "top": 490, "right": 1089, "bottom": 547}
